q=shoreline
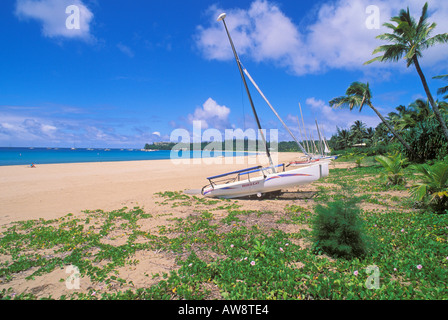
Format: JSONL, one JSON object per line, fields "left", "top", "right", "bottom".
{"left": 0, "top": 152, "right": 304, "bottom": 225}
{"left": 0, "top": 148, "right": 260, "bottom": 167}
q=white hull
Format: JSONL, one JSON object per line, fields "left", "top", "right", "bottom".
{"left": 288, "top": 157, "right": 335, "bottom": 167}
{"left": 202, "top": 162, "right": 329, "bottom": 199}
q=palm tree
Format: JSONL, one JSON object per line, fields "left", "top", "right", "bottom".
{"left": 410, "top": 162, "right": 448, "bottom": 214}
{"left": 375, "top": 152, "right": 407, "bottom": 186}
{"left": 365, "top": 2, "right": 448, "bottom": 141}
{"left": 374, "top": 122, "right": 392, "bottom": 145}
{"left": 365, "top": 127, "right": 375, "bottom": 146}
{"left": 350, "top": 120, "right": 367, "bottom": 145}
{"left": 387, "top": 111, "right": 401, "bottom": 130}
{"left": 336, "top": 128, "right": 351, "bottom": 150}
{"left": 329, "top": 81, "right": 419, "bottom": 160}
{"left": 396, "top": 99, "right": 432, "bottom": 131}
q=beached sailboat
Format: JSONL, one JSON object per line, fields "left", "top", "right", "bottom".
{"left": 289, "top": 118, "right": 337, "bottom": 166}
{"left": 201, "top": 13, "right": 329, "bottom": 199}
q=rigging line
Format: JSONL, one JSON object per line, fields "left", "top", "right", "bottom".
{"left": 241, "top": 65, "right": 309, "bottom": 156}
{"left": 240, "top": 77, "right": 246, "bottom": 131}
{"left": 296, "top": 115, "right": 308, "bottom": 154}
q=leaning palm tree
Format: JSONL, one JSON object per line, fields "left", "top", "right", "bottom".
{"left": 329, "top": 81, "right": 419, "bottom": 160}
{"left": 365, "top": 2, "right": 448, "bottom": 141}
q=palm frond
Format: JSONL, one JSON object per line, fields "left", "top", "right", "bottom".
{"left": 432, "top": 163, "right": 448, "bottom": 188}
{"left": 410, "top": 162, "right": 448, "bottom": 210}
{"left": 433, "top": 74, "right": 448, "bottom": 99}
{"left": 423, "top": 33, "right": 448, "bottom": 48}
{"left": 375, "top": 153, "right": 407, "bottom": 185}
{"left": 328, "top": 97, "right": 345, "bottom": 108}
{"left": 437, "top": 86, "right": 448, "bottom": 99}
{"left": 375, "top": 155, "right": 392, "bottom": 170}
{"left": 409, "top": 183, "right": 428, "bottom": 202}
{"left": 364, "top": 56, "right": 383, "bottom": 65}
{"left": 433, "top": 75, "right": 448, "bottom": 81}
{"left": 416, "top": 2, "right": 429, "bottom": 34}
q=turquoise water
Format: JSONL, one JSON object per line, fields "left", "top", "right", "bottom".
{"left": 0, "top": 147, "right": 249, "bottom": 166}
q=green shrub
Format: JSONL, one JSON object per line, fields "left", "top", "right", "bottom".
{"left": 401, "top": 117, "right": 448, "bottom": 162}
{"left": 375, "top": 152, "right": 407, "bottom": 186}
{"left": 410, "top": 161, "right": 448, "bottom": 214}
{"left": 311, "top": 194, "right": 371, "bottom": 259}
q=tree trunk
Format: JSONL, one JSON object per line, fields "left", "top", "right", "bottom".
{"left": 413, "top": 57, "right": 448, "bottom": 141}
{"left": 369, "top": 103, "right": 420, "bottom": 161}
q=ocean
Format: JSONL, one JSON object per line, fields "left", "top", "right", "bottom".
{"left": 0, "top": 147, "right": 250, "bottom": 166}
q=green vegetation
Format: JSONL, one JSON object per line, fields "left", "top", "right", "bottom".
{"left": 144, "top": 140, "right": 322, "bottom": 153}
{"left": 311, "top": 189, "right": 371, "bottom": 260}
{"left": 375, "top": 152, "right": 407, "bottom": 186}
{"left": 410, "top": 162, "right": 448, "bottom": 214}
{"left": 1, "top": 157, "right": 447, "bottom": 300}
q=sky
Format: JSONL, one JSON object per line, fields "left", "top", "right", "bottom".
{"left": 1, "top": 0, "right": 448, "bottom": 148}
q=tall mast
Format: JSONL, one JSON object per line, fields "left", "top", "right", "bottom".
{"left": 217, "top": 13, "right": 275, "bottom": 172}
{"left": 296, "top": 116, "right": 308, "bottom": 154}
{"left": 315, "top": 119, "right": 324, "bottom": 156}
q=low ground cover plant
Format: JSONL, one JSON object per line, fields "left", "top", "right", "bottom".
{"left": 1, "top": 159, "right": 447, "bottom": 300}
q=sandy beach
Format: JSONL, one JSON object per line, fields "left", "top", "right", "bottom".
{"left": 1, "top": 152, "right": 319, "bottom": 299}
{"left": 2, "top": 153, "right": 417, "bottom": 301}
{"left": 0, "top": 152, "right": 304, "bottom": 225}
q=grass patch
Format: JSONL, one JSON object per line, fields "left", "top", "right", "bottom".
{"left": 1, "top": 161, "right": 447, "bottom": 300}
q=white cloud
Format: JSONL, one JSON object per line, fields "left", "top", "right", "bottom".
{"left": 195, "top": 0, "right": 448, "bottom": 75}
{"left": 0, "top": 109, "right": 125, "bottom": 147}
{"left": 0, "top": 106, "right": 170, "bottom": 148}
{"left": 117, "top": 43, "right": 135, "bottom": 58}
{"left": 303, "top": 97, "right": 380, "bottom": 136}
{"left": 195, "top": 1, "right": 310, "bottom": 71}
{"left": 188, "top": 98, "right": 231, "bottom": 130}
{"left": 0, "top": 115, "right": 59, "bottom": 143}
{"left": 15, "top": 0, "right": 94, "bottom": 41}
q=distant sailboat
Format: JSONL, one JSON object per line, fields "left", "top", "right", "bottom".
{"left": 201, "top": 13, "right": 330, "bottom": 199}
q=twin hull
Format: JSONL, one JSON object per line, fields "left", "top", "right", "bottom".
{"left": 203, "top": 162, "right": 329, "bottom": 199}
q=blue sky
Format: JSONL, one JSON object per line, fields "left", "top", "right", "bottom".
{"left": 1, "top": 0, "right": 447, "bottom": 148}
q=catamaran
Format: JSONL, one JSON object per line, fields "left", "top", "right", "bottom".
{"left": 201, "top": 13, "right": 331, "bottom": 199}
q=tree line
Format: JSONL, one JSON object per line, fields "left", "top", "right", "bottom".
{"left": 144, "top": 140, "right": 315, "bottom": 153}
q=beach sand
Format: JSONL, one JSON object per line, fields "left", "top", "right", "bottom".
{"left": 0, "top": 152, "right": 304, "bottom": 225}
{"left": 0, "top": 152, "right": 335, "bottom": 299}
